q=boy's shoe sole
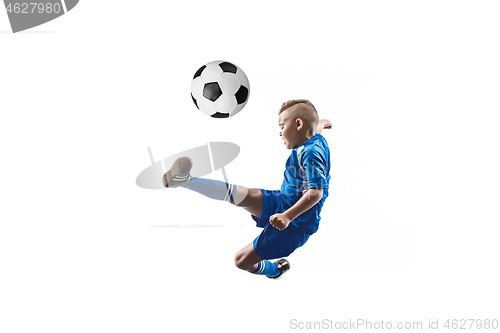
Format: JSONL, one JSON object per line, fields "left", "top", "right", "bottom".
{"left": 162, "top": 157, "right": 193, "bottom": 188}
{"left": 268, "top": 258, "right": 290, "bottom": 280}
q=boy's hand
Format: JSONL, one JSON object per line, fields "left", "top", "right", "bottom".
{"left": 269, "top": 213, "right": 292, "bottom": 231}
{"left": 317, "top": 119, "right": 332, "bottom": 133}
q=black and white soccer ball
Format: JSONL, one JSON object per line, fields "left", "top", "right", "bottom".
{"left": 191, "top": 60, "right": 250, "bottom": 118}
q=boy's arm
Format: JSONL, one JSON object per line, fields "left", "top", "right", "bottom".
{"left": 316, "top": 119, "right": 332, "bottom": 133}
{"left": 269, "top": 188, "right": 324, "bottom": 231}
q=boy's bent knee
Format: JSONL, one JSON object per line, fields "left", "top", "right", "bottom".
{"left": 234, "top": 252, "right": 247, "bottom": 270}
{"left": 234, "top": 251, "right": 258, "bottom": 271}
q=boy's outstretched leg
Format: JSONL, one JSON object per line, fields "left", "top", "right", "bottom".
{"left": 163, "top": 157, "right": 263, "bottom": 217}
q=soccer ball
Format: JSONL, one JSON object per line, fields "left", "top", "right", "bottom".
{"left": 190, "top": 60, "right": 250, "bottom": 118}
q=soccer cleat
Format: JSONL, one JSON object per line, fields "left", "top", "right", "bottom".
{"left": 162, "top": 157, "right": 193, "bottom": 188}
{"left": 268, "top": 258, "right": 290, "bottom": 280}
{"left": 136, "top": 142, "right": 240, "bottom": 190}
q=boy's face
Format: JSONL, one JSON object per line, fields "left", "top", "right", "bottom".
{"left": 278, "top": 110, "right": 301, "bottom": 149}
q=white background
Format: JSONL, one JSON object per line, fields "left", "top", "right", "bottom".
{"left": 1, "top": 1, "right": 499, "bottom": 332}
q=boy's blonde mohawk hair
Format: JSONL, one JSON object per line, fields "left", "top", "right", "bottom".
{"left": 279, "top": 99, "right": 317, "bottom": 114}
{"left": 279, "top": 99, "right": 319, "bottom": 134}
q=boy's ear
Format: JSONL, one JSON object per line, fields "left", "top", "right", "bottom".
{"left": 296, "top": 118, "right": 304, "bottom": 130}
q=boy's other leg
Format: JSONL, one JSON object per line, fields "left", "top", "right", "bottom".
{"left": 234, "top": 243, "right": 280, "bottom": 278}
{"left": 234, "top": 243, "right": 262, "bottom": 272}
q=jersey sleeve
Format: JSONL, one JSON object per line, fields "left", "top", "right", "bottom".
{"left": 301, "top": 147, "right": 328, "bottom": 190}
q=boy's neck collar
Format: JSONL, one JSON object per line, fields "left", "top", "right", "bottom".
{"left": 294, "top": 132, "right": 318, "bottom": 149}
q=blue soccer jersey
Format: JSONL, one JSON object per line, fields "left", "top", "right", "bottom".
{"left": 281, "top": 133, "right": 331, "bottom": 234}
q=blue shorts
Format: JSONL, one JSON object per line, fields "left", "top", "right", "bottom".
{"left": 251, "top": 189, "right": 310, "bottom": 260}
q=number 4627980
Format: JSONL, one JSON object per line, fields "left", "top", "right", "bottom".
{"left": 444, "top": 319, "right": 498, "bottom": 330}
{"left": 5, "top": 3, "right": 62, "bottom": 14}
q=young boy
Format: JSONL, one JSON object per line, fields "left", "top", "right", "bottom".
{"left": 163, "top": 99, "right": 331, "bottom": 279}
